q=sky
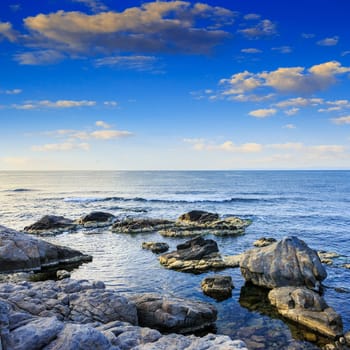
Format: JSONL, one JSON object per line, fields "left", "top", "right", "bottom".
{"left": 1, "top": 0, "right": 350, "bottom": 170}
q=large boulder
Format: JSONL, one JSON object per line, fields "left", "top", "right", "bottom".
{"left": 130, "top": 293, "right": 217, "bottom": 334}
{"left": 23, "top": 215, "right": 77, "bottom": 235}
{"left": 111, "top": 218, "right": 173, "bottom": 233}
{"left": 240, "top": 236, "right": 327, "bottom": 291}
{"left": 268, "top": 287, "right": 343, "bottom": 338}
{"left": 160, "top": 211, "right": 251, "bottom": 237}
{"left": 159, "top": 236, "right": 232, "bottom": 273}
{"left": 0, "top": 225, "right": 92, "bottom": 274}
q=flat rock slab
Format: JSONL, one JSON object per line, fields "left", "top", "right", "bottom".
{"left": 268, "top": 286, "right": 343, "bottom": 338}
{"left": 111, "top": 218, "right": 174, "bottom": 233}
{"left": 201, "top": 275, "right": 234, "bottom": 301}
{"left": 253, "top": 237, "right": 277, "bottom": 247}
{"left": 240, "top": 236, "right": 327, "bottom": 291}
{"left": 130, "top": 293, "right": 217, "bottom": 334}
{"left": 24, "top": 215, "right": 77, "bottom": 235}
{"left": 0, "top": 225, "right": 92, "bottom": 274}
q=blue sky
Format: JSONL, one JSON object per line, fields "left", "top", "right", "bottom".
{"left": 1, "top": 0, "right": 350, "bottom": 170}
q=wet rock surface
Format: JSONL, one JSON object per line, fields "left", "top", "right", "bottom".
{"left": 142, "top": 242, "right": 169, "bottom": 254}
{"left": 0, "top": 225, "right": 92, "bottom": 274}
{"left": 111, "top": 218, "right": 173, "bottom": 233}
{"left": 23, "top": 215, "right": 77, "bottom": 235}
{"left": 160, "top": 210, "right": 251, "bottom": 237}
{"left": 77, "top": 212, "right": 115, "bottom": 227}
{"left": 269, "top": 286, "right": 343, "bottom": 338}
{"left": 240, "top": 236, "right": 327, "bottom": 291}
{"left": 201, "top": 275, "right": 234, "bottom": 301}
{"left": 253, "top": 237, "right": 277, "bottom": 247}
{"left": 130, "top": 293, "right": 217, "bottom": 334}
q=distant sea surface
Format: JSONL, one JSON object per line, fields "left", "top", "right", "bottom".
{"left": 1, "top": 171, "right": 350, "bottom": 349}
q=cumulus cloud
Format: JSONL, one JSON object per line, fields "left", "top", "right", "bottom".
{"left": 244, "top": 13, "right": 261, "bottom": 20}
{"left": 0, "top": 21, "right": 18, "bottom": 42}
{"left": 283, "top": 124, "right": 296, "bottom": 129}
{"left": 332, "top": 116, "right": 350, "bottom": 125}
{"left": 301, "top": 33, "right": 315, "bottom": 39}
{"left": 249, "top": 108, "right": 277, "bottom": 118}
{"left": 238, "top": 19, "right": 277, "bottom": 39}
{"left": 271, "top": 46, "right": 292, "bottom": 54}
{"left": 13, "top": 99, "right": 96, "bottom": 109}
{"left": 18, "top": 1, "right": 235, "bottom": 59}
{"left": 103, "top": 101, "right": 118, "bottom": 107}
{"left": 32, "top": 142, "right": 90, "bottom": 152}
{"left": 1, "top": 88, "right": 22, "bottom": 95}
{"left": 95, "top": 120, "right": 111, "bottom": 128}
{"left": 284, "top": 108, "right": 299, "bottom": 116}
{"left": 220, "top": 61, "right": 350, "bottom": 97}
{"left": 90, "top": 130, "right": 132, "bottom": 139}
{"left": 186, "top": 139, "right": 263, "bottom": 153}
{"left": 317, "top": 36, "right": 339, "bottom": 46}
{"left": 241, "top": 48, "right": 262, "bottom": 54}
{"left": 274, "top": 97, "right": 324, "bottom": 108}
{"left": 72, "top": 0, "right": 108, "bottom": 12}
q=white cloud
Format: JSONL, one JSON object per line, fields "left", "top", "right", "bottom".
{"left": 275, "top": 97, "right": 324, "bottom": 108}
{"left": 0, "top": 21, "right": 18, "bottom": 42}
{"left": 4, "top": 88, "right": 22, "bottom": 95}
{"left": 95, "top": 120, "right": 111, "bottom": 129}
{"left": 32, "top": 142, "right": 90, "bottom": 152}
{"left": 302, "top": 33, "right": 315, "bottom": 39}
{"left": 220, "top": 61, "right": 350, "bottom": 97}
{"left": 317, "top": 36, "right": 339, "bottom": 46}
{"left": 244, "top": 13, "right": 261, "bottom": 20}
{"left": 95, "top": 55, "right": 159, "bottom": 71}
{"left": 187, "top": 140, "right": 263, "bottom": 153}
{"left": 238, "top": 19, "right": 277, "bottom": 39}
{"left": 13, "top": 99, "right": 96, "bottom": 109}
{"left": 90, "top": 130, "right": 132, "bottom": 139}
{"left": 15, "top": 50, "right": 65, "bottom": 65}
{"left": 271, "top": 46, "right": 292, "bottom": 54}
{"left": 331, "top": 116, "right": 350, "bottom": 125}
{"left": 283, "top": 124, "right": 296, "bottom": 129}
{"left": 1, "top": 156, "right": 30, "bottom": 166}
{"left": 249, "top": 108, "right": 277, "bottom": 118}
{"left": 103, "top": 101, "right": 118, "bottom": 107}
{"left": 268, "top": 142, "right": 304, "bottom": 150}
{"left": 241, "top": 48, "right": 262, "bottom": 54}
{"left": 72, "top": 0, "right": 108, "bottom": 12}
{"left": 284, "top": 108, "right": 299, "bottom": 116}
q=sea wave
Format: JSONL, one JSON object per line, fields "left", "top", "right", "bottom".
{"left": 63, "top": 195, "right": 276, "bottom": 204}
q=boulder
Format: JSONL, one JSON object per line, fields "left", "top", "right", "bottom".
{"left": 77, "top": 212, "right": 115, "bottom": 227}
{"left": 142, "top": 242, "right": 169, "bottom": 254}
{"left": 111, "top": 218, "right": 173, "bottom": 233}
{"left": 0, "top": 225, "right": 92, "bottom": 274}
{"left": 160, "top": 211, "right": 251, "bottom": 237}
{"left": 201, "top": 275, "right": 234, "bottom": 301}
{"left": 240, "top": 236, "right": 327, "bottom": 291}
{"left": 130, "top": 293, "right": 217, "bottom": 334}
{"left": 268, "top": 287, "right": 343, "bottom": 338}
{"left": 159, "top": 236, "right": 230, "bottom": 273}
{"left": 56, "top": 270, "right": 71, "bottom": 280}
{"left": 23, "top": 215, "right": 77, "bottom": 235}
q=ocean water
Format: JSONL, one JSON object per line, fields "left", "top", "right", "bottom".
{"left": 1, "top": 170, "right": 350, "bottom": 349}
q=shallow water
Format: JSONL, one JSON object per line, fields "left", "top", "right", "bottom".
{"left": 1, "top": 170, "right": 349, "bottom": 349}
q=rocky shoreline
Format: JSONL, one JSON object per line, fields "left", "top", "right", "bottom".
{"left": 2, "top": 210, "right": 350, "bottom": 349}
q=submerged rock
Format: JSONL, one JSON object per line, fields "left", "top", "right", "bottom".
{"left": 240, "top": 236, "right": 327, "bottom": 291}
{"left": 0, "top": 225, "right": 92, "bottom": 274}
{"left": 111, "top": 218, "right": 173, "bottom": 233}
{"left": 77, "top": 211, "right": 115, "bottom": 228}
{"left": 142, "top": 242, "right": 169, "bottom": 254}
{"left": 268, "top": 286, "right": 343, "bottom": 338}
{"left": 160, "top": 210, "right": 251, "bottom": 237}
{"left": 130, "top": 293, "right": 217, "bottom": 334}
{"left": 201, "top": 275, "right": 234, "bottom": 301}
{"left": 24, "top": 215, "right": 77, "bottom": 235}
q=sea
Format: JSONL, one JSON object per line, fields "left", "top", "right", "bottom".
{"left": 0, "top": 170, "right": 349, "bottom": 349}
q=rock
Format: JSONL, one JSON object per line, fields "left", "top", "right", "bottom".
{"left": 130, "top": 293, "right": 217, "bottom": 334}
{"left": 201, "top": 275, "right": 233, "bottom": 301}
{"left": 178, "top": 210, "right": 219, "bottom": 224}
{"left": 268, "top": 286, "right": 343, "bottom": 338}
{"left": 159, "top": 236, "right": 230, "bottom": 273}
{"left": 240, "top": 236, "right": 327, "bottom": 291}
{"left": 56, "top": 270, "right": 71, "bottom": 280}
{"left": 0, "top": 225, "right": 92, "bottom": 274}
{"left": 23, "top": 215, "right": 76, "bottom": 235}
{"left": 160, "top": 211, "right": 251, "bottom": 237}
{"left": 253, "top": 237, "right": 277, "bottom": 247}
{"left": 317, "top": 251, "right": 342, "bottom": 265}
{"left": 344, "top": 331, "right": 350, "bottom": 345}
{"left": 111, "top": 218, "right": 173, "bottom": 233}
{"left": 77, "top": 212, "right": 115, "bottom": 228}
{"left": 142, "top": 242, "right": 169, "bottom": 254}
{"left": 222, "top": 254, "right": 242, "bottom": 268}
